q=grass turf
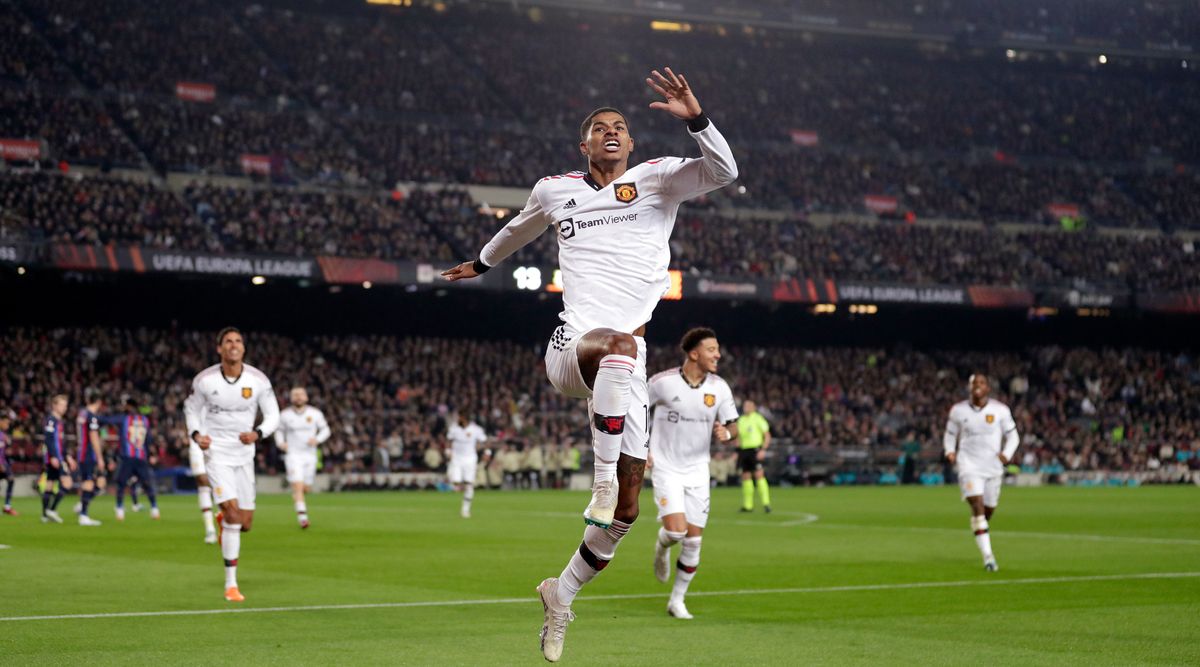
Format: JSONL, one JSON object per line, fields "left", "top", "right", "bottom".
{"left": 0, "top": 485, "right": 1197, "bottom": 665}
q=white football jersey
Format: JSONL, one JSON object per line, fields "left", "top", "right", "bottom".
{"left": 480, "top": 121, "right": 737, "bottom": 334}
{"left": 648, "top": 367, "right": 738, "bottom": 483}
{"left": 944, "top": 398, "right": 1018, "bottom": 476}
{"left": 183, "top": 363, "right": 280, "bottom": 467}
{"left": 447, "top": 422, "right": 487, "bottom": 460}
{"left": 277, "top": 405, "right": 330, "bottom": 456}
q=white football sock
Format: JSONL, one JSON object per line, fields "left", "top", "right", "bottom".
{"left": 221, "top": 521, "right": 241, "bottom": 588}
{"left": 590, "top": 355, "right": 634, "bottom": 484}
{"left": 463, "top": 484, "right": 474, "bottom": 510}
{"left": 199, "top": 487, "right": 215, "bottom": 533}
{"left": 972, "top": 515, "right": 993, "bottom": 559}
{"left": 658, "top": 527, "right": 685, "bottom": 548}
{"left": 557, "top": 519, "right": 632, "bottom": 607}
{"left": 672, "top": 536, "right": 702, "bottom": 602}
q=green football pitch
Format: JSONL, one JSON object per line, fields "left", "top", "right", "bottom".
{"left": 1, "top": 485, "right": 1197, "bottom": 665}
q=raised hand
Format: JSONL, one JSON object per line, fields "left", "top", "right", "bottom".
{"left": 646, "top": 67, "right": 702, "bottom": 121}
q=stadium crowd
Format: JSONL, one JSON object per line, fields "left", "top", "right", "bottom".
{"left": 1, "top": 327, "right": 1197, "bottom": 481}
{"left": 5, "top": 170, "right": 1198, "bottom": 291}
{"left": 0, "top": 0, "right": 1197, "bottom": 232}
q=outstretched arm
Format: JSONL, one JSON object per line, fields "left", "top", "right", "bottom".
{"left": 645, "top": 67, "right": 738, "bottom": 198}
{"left": 443, "top": 188, "right": 550, "bottom": 281}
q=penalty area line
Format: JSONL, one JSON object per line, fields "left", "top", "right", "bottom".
{"left": 1, "top": 571, "right": 1197, "bottom": 623}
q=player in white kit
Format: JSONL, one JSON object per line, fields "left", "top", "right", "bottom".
{"left": 443, "top": 67, "right": 737, "bottom": 662}
{"left": 944, "top": 373, "right": 1020, "bottom": 572}
{"left": 276, "top": 386, "right": 330, "bottom": 529}
{"left": 648, "top": 328, "right": 737, "bottom": 620}
{"left": 183, "top": 327, "right": 280, "bottom": 602}
{"left": 446, "top": 413, "right": 488, "bottom": 518}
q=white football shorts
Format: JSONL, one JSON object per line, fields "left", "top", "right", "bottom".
{"left": 207, "top": 461, "right": 256, "bottom": 510}
{"left": 285, "top": 453, "right": 318, "bottom": 486}
{"left": 652, "top": 469, "right": 711, "bottom": 528}
{"left": 545, "top": 326, "right": 648, "bottom": 461}
{"left": 448, "top": 456, "right": 478, "bottom": 485}
{"left": 958, "top": 473, "right": 1002, "bottom": 507}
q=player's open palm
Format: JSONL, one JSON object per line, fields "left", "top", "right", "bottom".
{"left": 441, "top": 261, "right": 480, "bottom": 282}
{"left": 646, "top": 67, "right": 702, "bottom": 120}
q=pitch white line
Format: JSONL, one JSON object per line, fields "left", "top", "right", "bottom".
{"left": 1, "top": 571, "right": 1196, "bottom": 623}
{"left": 730, "top": 511, "right": 821, "bottom": 527}
{"left": 804, "top": 522, "right": 1200, "bottom": 546}
{"left": 0, "top": 544, "right": 9, "bottom": 550}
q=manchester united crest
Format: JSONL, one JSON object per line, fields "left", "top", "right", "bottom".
{"left": 704, "top": 393, "right": 716, "bottom": 408}
{"left": 985, "top": 414, "right": 994, "bottom": 424}
{"left": 614, "top": 182, "right": 638, "bottom": 203}
{"left": 242, "top": 387, "right": 253, "bottom": 399}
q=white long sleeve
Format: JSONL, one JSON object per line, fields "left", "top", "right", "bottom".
{"left": 314, "top": 411, "right": 331, "bottom": 444}
{"left": 257, "top": 386, "right": 280, "bottom": 439}
{"left": 943, "top": 419, "right": 959, "bottom": 456}
{"left": 479, "top": 189, "right": 551, "bottom": 268}
{"left": 1001, "top": 425, "right": 1020, "bottom": 461}
{"left": 183, "top": 381, "right": 205, "bottom": 436}
{"left": 659, "top": 119, "right": 739, "bottom": 200}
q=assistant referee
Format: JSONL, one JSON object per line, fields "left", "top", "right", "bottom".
{"left": 735, "top": 399, "right": 771, "bottom": 513}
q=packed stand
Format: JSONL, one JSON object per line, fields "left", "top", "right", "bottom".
{"left": 5, "top": 169, "right": 1199, "bottom": 290}
{"left": 0, "top": 88, "right": 142, "bottom": 167}
{"left": 2, "top": 327, "right": 1197, "bottom": 482}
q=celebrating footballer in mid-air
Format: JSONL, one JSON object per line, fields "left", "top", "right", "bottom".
{"left": 443, "top": 67, "right": 737, "bottom": 662}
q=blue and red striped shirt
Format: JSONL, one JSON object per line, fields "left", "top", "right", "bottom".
{"left": 43, "top": 415, "right": 65, "bottom": 464}
{"left": 102, "top": 413, "right": 152, "bottom": 461}
{"left": 76, "top": 408, "right": 101, "bottom": 464}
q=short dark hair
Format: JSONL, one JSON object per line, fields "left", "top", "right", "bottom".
{"left": 680, "top": 327, "right": 718, "bottom": 354}
{"left": 580, "top": 107, "right": 628, "bottom": 141}
{"left": 216, "top": 326, "right": 243, "bottom": 346}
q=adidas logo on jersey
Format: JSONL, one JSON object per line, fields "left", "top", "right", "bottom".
{"left": 563, "top": 198, "right": 577, "bottom": 209}
{"left": 672, "top": 396, "right": 681, "bottom": 402}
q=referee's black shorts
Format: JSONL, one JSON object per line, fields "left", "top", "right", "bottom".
{"left": 737, "top": 448, "right": 763, "bottom": 474}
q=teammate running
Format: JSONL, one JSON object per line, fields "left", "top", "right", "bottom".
{"left": 445, "top": 412, "right": 487, "bottom": 518}
{"left": 944, "top": 373, "right": 1020, "bottom": 571}
{"left": 647, "top": 327, "right": 738, "bottom": 620}
{"left": 184, "top": 327, "right": 280, "bottom": 602}
{"left": 276, "top": 386, "right": 330, "bottom": 529}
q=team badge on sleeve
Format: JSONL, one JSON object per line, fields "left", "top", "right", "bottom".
{"left": 614, "top": 182, "right": 638, "bottom": 203}
{"left": 985, "top": 414, "right": 995, "bottom": 424}
{"left": 704, "top": 394, "right": 716, "bottom": 407}
{"left": 242, "top": 387, "right": 253, "bottom": 399}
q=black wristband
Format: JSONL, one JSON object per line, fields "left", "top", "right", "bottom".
{"left": 255, "top": 428, "right": 264, "bottom": 441}
{"left": 191, "top": 430, "right": 200, "bottom": 443}
{"left": 472, "top": 259, "right": 492, "bottom": 274}
{"left": 686, "top": 112, "right": 710, "bottom": 132}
